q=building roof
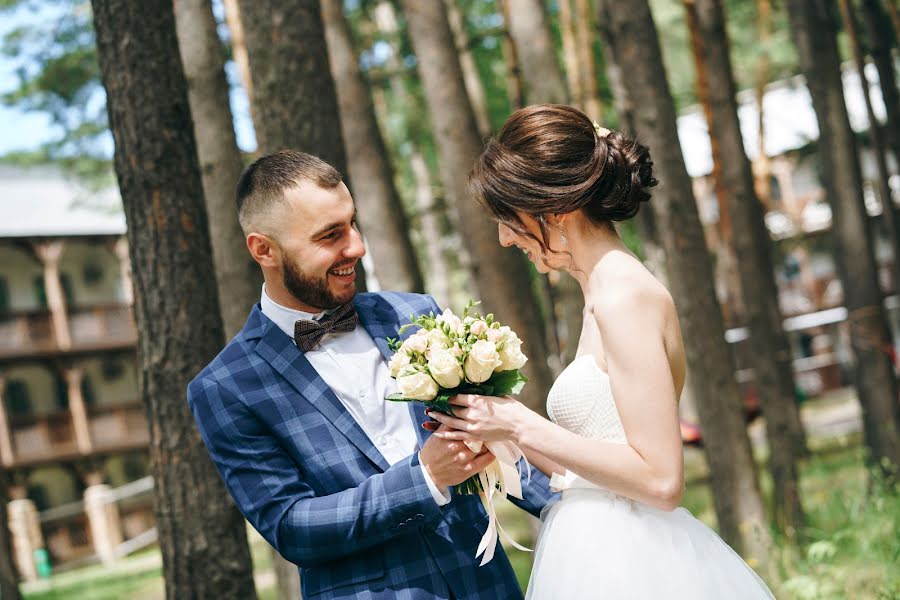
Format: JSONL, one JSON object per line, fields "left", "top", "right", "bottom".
{"left": 677, "top": 62, "right": 888, "bottom": 178}
{"left": 0, "top": 165, "right": 125, "bottom": 238}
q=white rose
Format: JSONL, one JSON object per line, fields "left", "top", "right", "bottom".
{"left": 428, "top": 348, "right": 463, "bottom": 388}
{"left": 388, "top": 350, "right": 412, "bottom": 377}
{"left": 405, "top": 332, "right": 429, "bottom": 354}
{"left": 464, "top": 339, "right": 502, "bottom": 383}
{"left": 397, "top": 368, "right": 439, "bottom": 401}
{"left": 498, "top": 337, "right": 528, "bottom": 371}
{"left": 439, "top": 308, "right": 462, "bottom": 333}
{"left": 470, "top": 320, "right": 488, "bottom": 337}
{"left": 486, "top": 326, "right": 503, "bottom": 343}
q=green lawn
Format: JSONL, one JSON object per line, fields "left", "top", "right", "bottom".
{"left": 20, "top": 438, "right": 899, "bottom": 600}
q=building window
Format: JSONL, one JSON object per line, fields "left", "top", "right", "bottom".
{"left": 6, "top": 380, "right": 31, "bottom": 416}
{"left": 0, "top": 276, "right": 8, "bottom": 314}
{"left": 32, "top": 273, "right": 76, "bottom": 309}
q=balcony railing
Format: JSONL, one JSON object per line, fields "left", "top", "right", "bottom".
{"left": 0, "top": 304, "right": 137, "bottom": 360}
{"left": 6, "top": 401, "right": 148, "bottom": 467}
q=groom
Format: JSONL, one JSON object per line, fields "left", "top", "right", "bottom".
{"left": 187, "top": 150, "right": 556, "bottom": 599}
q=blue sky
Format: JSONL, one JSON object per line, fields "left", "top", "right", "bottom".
{"left": 0, "top": 1, "right": 257, "bottom": 156}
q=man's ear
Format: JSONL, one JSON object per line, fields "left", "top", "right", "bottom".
{"left": 247, "top": 232, "right": 279, "bottom": 268}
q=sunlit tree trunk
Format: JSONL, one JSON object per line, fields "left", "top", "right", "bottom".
{"left": 91, "top": 1, "right": 258, "bottom": 596}
{"left": 498, "top": 0, "right": 525, "bottom": 109}
{"left": 688, "top": 0, "right": 806, "bottom": 540}
{"left": 597, "top": 0, "right": 773, "bottom": 567}
{"left": 575, "top": 0, "right": 603, "bottom": 121}
{"left": 445, "top": 0, "right": 492, "bottom": 139}
{"left": 400, "top": 0, "right": 555, "bottom": 414}
{"left": 786, "top": 0, "right": 900, "bottom": 477}
{"left": 859, "top": 0, "right": 900, "bottom": 172}
{"left": 322, "top": 0, "right": 425, "bottom": 293}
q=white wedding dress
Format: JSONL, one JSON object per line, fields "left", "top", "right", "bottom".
{"left": 525, "top": 354, "right": 776, "bottom": 599}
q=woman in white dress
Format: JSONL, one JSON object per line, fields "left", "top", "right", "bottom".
{"left": 428, "top": 104, "right": 776, "bottom": 599}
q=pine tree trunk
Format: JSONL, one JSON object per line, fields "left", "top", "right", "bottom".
{"left": 860, "top": 0, "right": 900, "bottom": 172}
{"left": 498, "top": 0, "right": 525, "bottom": 110}
{"left": 558, "top": 0, "right": 582, "bottom": 105}
{"left": 400, "top": 0, "right": 555, "bottom": 414}
{"left": 321, "top": 0, "right": 425, "bottom": 293}
{"left": 237, "top": 0, "right": 366, "bottom": 292}
{"left": 0, "top": 474, "right": 20, "bottom": 600}
{"left": 786, "top": 0, "right": 900, "bottom": 476}
{"left": 503, "top": 0, "right": 584, "bottom": 366}
{"left": 444, "top": 0, "right": 492, "bottom": 139}
{"left": 91, "top": 2, "right": 258, "bottom": 597}
{"left": 689, "top": 0, "right": 806, "bottom": 539}
{"left": 504, "top": 0, "right": 568, "bottom": 105}
{"left": 221, "top": 0, "right": 257, "bottom": 128}
{"left": 174, "top": 0, "right": 261, "bottom": 339}
{"left": 597, "top": 0, "right": 773, "bottom": 566}
{"left": 575, "top": 0, "right": 603, "bottom": 121}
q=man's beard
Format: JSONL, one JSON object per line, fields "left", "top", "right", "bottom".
{"left": 281, "top": 253, "right": 355, "bottom": 310}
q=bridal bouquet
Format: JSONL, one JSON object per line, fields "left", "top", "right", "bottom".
{"left": 386, "top": 300, "right": 532, "bottom": 564}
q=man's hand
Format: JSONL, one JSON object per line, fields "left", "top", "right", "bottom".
{"left": 420, "top": 424, "right": 495, "bottom": 489}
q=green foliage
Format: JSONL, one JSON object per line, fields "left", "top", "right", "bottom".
{"left": 0, "top": 0, "right": 112, "bottom": 186}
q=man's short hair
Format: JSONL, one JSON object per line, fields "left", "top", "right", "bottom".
{"left": 235, "top": 150, "right": 343, "bottom": 237}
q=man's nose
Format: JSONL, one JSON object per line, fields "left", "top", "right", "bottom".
{"left": 345, "top": 226, "right": 366, "bottom": 257}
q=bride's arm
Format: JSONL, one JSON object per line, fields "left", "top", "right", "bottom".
{"left": 433, "top": 285, "right": 684, "bottom": 511}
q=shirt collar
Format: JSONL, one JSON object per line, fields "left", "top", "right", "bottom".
{"left": 260, "top": 284, "right": 335, "bottom": 340}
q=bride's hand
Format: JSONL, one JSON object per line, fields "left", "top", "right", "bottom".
{"left": 428, "top": 394, "right": 531, "bottom": 444}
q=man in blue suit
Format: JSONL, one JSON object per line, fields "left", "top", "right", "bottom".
{"left": 188, "top": 150, "right": 556, "bottom": 599}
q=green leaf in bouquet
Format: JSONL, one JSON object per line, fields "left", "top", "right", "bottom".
{"left": 385, "top": 393, "right": 415, "bottom": 402}
{"left": 485, "top": 370, "right": 529, "bottom": 396}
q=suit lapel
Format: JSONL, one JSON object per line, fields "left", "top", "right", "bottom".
{"left": 253, "top": 311, "right": 390, "bottom": 471}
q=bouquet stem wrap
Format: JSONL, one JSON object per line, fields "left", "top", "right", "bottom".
{"left": 467, "top": 440, "right": 533, "bottom": 565}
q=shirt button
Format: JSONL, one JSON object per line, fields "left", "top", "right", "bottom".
{"left": 358, "top": 389, "right": 366, "bottom": 398}
{"left": 379, "top": 436, "right": 389, "bottom": 446}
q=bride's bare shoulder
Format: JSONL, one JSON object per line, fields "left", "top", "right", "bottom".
{"left": 586, "top": 252, "right": 674, "bottom": 323}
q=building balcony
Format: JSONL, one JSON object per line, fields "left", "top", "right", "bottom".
{"left": 0, "top": 304, "right": 137, "bottom": 361}
{"left": 7, "top": 401, "right": 148, "bottom": 467}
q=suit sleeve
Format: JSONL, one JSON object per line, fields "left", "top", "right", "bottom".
{"left": 188, "top": 377, "right": 444, "bottom": 567}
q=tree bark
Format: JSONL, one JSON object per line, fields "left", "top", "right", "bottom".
{"left": 498, "top": 0, "right": 525, "bottom": 110}
{"left": 597, "top": 0, "right": 773, "bottom": 566}
{"left": 0, "top": 474, "right": 20, "bottom": 600}
{"left": 91, "top": 1, "right": 257, "bottom": 597}
{"left": 221, "top": 0, "right": 257, "bottom": 129}
{"left": 558, "top": 0, "right": 582, "bottom": 105}
{"left": 839, "top": 0, "right": 900, "bottom": 295}
{"left": 786, "top": 0, "right": 900, "bottom": 476}
{"left": 575, "top": 0, "right": 603, "bottom": 121}
{"left": 503, "top": 0, "right": 585, "bottom": 366}
{"left": 444, "top": 0, "right": 492, "bottom": 139}
{"left": 400, "top": 0, "right": 555, "bottom": 414}
{"left": 237, "top": 0, "right": 366, "bottom": 292}
{"left": 321, "top": 0, "right": 425, "bottom": 294}
{"left": 504, "top": 0, "right": 568, "bottom": 105}
{"left": 688, "top": 0, "right": 806, "bottom": 540}
{"left": 174, "top": 0, "right": 261, "bottom": 339}
{"left": 860, "top": 0, "right": 900, "bottom": 174}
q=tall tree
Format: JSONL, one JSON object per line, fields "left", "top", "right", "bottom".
{"left": 174, "top": 0, "right": 261, "bottom": 338}
{"left": 686, "top": 0, "right": 806, "bottom": 540}
{"left": 444, "top": 0, "right": 493, "bottom": 139}
{"left": 503, "top": 0, "right": 585, "bottom": 366}
{"left": 400, "top": 0, "right": 556, "bottom": 413}
{"left": 91, "top": 1, "right": 257, "bottom": 597}
{"left": 0, "top": 473, "right": 20, "bottom": 600}
{"left": 504, "top": 0, "right": 568, "bottom": 105}
{"left": 575, "top": 0, "right": 603, "bottom": 121}
{"left": 322, "top": 0, "right": 425, "bottom": 293}
{"left": 498, "top": 0, "right": 525, "bottom": 110}
{"left": 839, "top": 0, "right": 900, "bottom": 293}
{"left": 596, "top": 0, "right": 773, "bottom": 566}
{"left": 237, "top": 0, "right": 367, "bottom": 290}
{"left": 785, "top": 0, "right": 900, "bottom": 476}
{"left": 859, "top": 0, "right": 900, "bottom": 170}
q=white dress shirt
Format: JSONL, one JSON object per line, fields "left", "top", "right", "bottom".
{"left": 261, "top": 285, "right": 450, "bottom": 506}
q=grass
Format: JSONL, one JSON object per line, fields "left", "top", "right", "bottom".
{"left": 19, "top": 438, "right": 899, "bottom": 599}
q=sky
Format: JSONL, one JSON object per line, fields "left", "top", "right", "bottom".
{"left": 0, "top": 1, "right": 257, "bottom": 156}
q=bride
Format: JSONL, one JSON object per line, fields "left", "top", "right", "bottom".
{"left": 427, "top": 104, "right": 775, "bottom": 599}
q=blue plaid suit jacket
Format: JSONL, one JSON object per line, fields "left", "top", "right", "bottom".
{"left": 188, "top": 291, "right": 558, "bottom": 599}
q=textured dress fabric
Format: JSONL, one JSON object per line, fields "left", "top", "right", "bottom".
{"left": 526, "top": 355, "right": 776, "bottom": 599}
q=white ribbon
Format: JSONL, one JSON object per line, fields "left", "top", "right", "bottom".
{"left": 464, "top": 440, "right": 533, "bottom": 566}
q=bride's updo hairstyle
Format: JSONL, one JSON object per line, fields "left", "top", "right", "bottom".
{"left": 469, "top": 104, "right": 657, "bottom": 254}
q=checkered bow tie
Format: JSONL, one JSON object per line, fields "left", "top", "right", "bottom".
{"left": 293, "top": 302, "right": 359, "bottom": 352}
